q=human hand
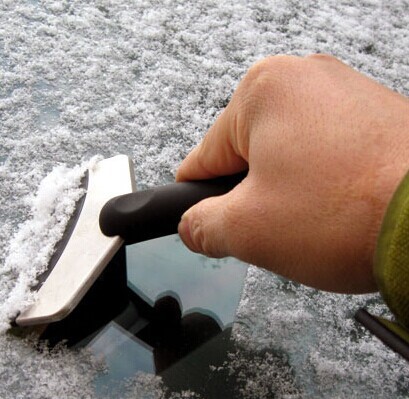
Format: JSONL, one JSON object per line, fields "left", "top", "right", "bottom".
{"left": 176, "top": 54, "right": 409, "bottom": 293}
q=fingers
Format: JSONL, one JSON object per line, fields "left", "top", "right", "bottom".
{"left": 176, "top": 98, "right": 249, "bottom": 183}
{"left": 177, "top": 179, "right": 258, "bottom": 259}
{"left": 176, "top": 54, "right": 304, "bottom": 183}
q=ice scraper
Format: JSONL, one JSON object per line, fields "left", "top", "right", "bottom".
{"left": 15, "top": 155, "right": 245, "bottom": 327}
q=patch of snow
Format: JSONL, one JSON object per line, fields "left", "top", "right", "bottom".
{"left": 1, "top": 0, "right": 408, "bottom": 397}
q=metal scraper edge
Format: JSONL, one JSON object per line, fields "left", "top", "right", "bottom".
{"left": 16, "top": 155, "right": 136, "bottom": 327}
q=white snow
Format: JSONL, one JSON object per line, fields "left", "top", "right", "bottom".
{"left": 0, "top": 157, "right": 100, "bottom": 332}
{"left": 1, "top": 0, "right": 409, "bottom": 397}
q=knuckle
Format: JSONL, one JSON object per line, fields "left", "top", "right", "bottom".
{"left": 247, "top": 55, "right": 301, "bottom": 80}
{"left": 195, "top": 137, "right": 218, "bottom": 176}
{"left": 221, "top": 192, "right": 260, "bottom": 257}
{"left": 189, "top": 213, "right": 207, "bottom": 253}
{"left": 189, "top": 203, "right": 225, "bottom": 257}
{"left": 306, "top": 53, "right": 341, "bottom": 64}
{"left": 241, "top": 55, "right": 303, "bottom": 108}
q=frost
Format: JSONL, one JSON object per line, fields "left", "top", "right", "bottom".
{"left": 1, "top": 0, "right": 409, "bottom": 398}
{"left": 233, "top": 266, "right": 409, "bottom": 397}
{"left": 214, "top": 349, "right": 302, "bottom": 399}
{"left": 122, "top": 373, "right": 201, "bottom": 399}
{"left": 0, "top": 334, "right": 98, "bottom": 399}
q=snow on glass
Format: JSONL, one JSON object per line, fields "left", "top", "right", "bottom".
{"left": 1, "top": 0, "right": 409, "bottom": 397}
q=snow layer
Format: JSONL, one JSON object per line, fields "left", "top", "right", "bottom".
{"left": 0, "top": 158, "right": 100, "bottom": 332}
{"left": 232, "top": 267, "right": 409, "bottom": 397}
{"left": 1, "top": 0, "right": 409, "bottom": 398}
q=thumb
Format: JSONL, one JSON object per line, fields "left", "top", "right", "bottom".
{"left": 177, "top": 181, "right": 253, "bottom": 258}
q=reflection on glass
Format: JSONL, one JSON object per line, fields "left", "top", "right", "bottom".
{"left": 89, "top": 322, "right": 154, "bottom": 396}
{"left": 35, "top": 234, "right": 248, "bottom": 397}
{"left": 136, "top": 295, "right": 222, "bottom": 373}
{"left": 126, "top": 235, "right": 247, "bottom": 329}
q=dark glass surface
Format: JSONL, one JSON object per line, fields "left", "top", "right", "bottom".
{"left": 38, "top": 235, "right": 248, "bottom": 397}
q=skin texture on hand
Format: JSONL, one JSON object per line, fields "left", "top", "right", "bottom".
{"left": 176, "top": 54, "right": 409, "bottom": 294}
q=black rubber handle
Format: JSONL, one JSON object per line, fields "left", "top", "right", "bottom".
{"left": 99, "top": 172, "right": 246, "bottom": 244}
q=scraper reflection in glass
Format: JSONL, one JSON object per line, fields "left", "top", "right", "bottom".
{"left": 77, "top": 234, "right": 248, "bottom": 395}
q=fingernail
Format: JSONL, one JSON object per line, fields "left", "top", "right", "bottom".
{"left": 178, "top": 212, "right": 197, "bottom": 252}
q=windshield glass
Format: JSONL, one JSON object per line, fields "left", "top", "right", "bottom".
{"left": 84, "top": 235, "right": 248, "bottom": 397}
{"left": 1, "top": 1, "right": 409, "bottom": 398}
